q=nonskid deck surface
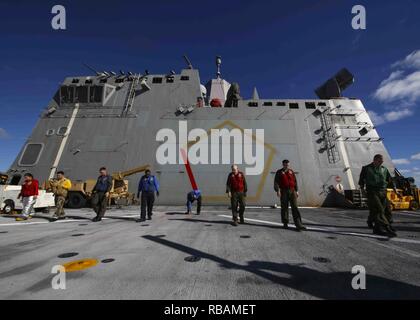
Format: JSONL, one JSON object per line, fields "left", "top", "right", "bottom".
{"left": 1, "top": 206, "right": 420, "bottom": 299}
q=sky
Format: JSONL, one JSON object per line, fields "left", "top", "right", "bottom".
{"left": 0, "top": 0, "right": 419, "bottom": 182}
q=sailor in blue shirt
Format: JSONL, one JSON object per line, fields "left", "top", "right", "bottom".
{"left": 185, "top": 189, "right": 202, "bottom": 215}
{"left": 137, "top": 169, "right": 159, "bottom": 222}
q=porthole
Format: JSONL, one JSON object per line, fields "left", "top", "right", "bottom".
{"left": 57, "top": 127, "right": 68, "bottom": 136}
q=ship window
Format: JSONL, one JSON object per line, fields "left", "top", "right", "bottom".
{"left": 318, "top": 102, "right": 327, "bottom": 106}
{"left": 248, "top": 102, "right": 259, "bottom": 107}
{"left": 18, "top": 143, "right": 44, "bottom": 166}
{"left": 100, "top": 79, "right": 108, "bottom": 83}
{"left": 10, "top": 174, "right": 21, "bottom": 185}
{"left": 75, "top": 86, "right": 89, "bottom": 103}
{"left": 166, "top": 77, "right": 174, "bottom": 83}
{"left": 72, "top": 78, "right": 80, "bottom": 84}
{"left": 46, "top": 129, "right": 55, "bottom": 136}
{"left": 60, "top": 86, "right": 75, "bottom": 104}
{"left": 305, "top": 102, "right": 316, "bottom": 109}
{"left": 57, "top": 127, "right": 68, "bottom": 136}
{"left": 89, "top": 86, "right": 103, "bottom": 103}
{"left": 263, "top": 102, "right": 273, "bottom": 106}
{"left": 152, "top": 77, "right": 163, "bottom": 84}
{"left": 180, "top": 76, "right": 190, "bottom": 81}
{"left": 115, "top": 78, "right": 124, "bottom": 83}
{"left": 85, "top": 79, "right": 93, "bottom": 84}
{"left": 276, "top": 102, "right": 286, "bottom": 106}
{"left": 289, "top": 103, "right": 299, "bottom": 109}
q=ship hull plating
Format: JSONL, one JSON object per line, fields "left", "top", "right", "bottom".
{"left": 7, "top": 69, "right": 393, "bottom": 206}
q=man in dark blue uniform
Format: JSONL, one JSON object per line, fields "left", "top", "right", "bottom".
{"left": 137, "top": 169, "right": 159, "bottom": 222}
{"left": 185, "top": 189, "right": 202, "bottom": 215}
{"left": 91, "top": 167, "right": 113, "bottom": 222}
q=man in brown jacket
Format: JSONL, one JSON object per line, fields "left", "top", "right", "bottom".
{"left": 49, "top": 171, "right": 72, "bottom": 220}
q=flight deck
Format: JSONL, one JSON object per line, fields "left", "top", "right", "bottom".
{"left": 1, "top": 206, "right": 420, "bottom": 300}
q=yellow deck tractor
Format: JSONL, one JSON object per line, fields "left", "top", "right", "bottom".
{"left": 47, "top": 165, "right": 150, "bottom": 209}
{"left": 387, "top": 189, "right": 419, "bottom": 211}
{"left": 388, "top": 169, "right": 420, "bottom": 211}
{"left": 109, "top": 165, "right": 151, "bottom": 207}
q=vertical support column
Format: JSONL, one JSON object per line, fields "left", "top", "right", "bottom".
{"left": 48, "top": 104, "right": 80, "bottom": 179}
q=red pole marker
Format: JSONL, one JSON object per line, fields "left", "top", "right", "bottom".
{"left": 180, "top": 148, "right": 198, "bottom": 191}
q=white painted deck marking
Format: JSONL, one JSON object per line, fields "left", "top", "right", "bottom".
{"left": 218, "top": 215, "right": 420, "bottom": 246}
{"left": 0, "top": 218, "right": 88, "bottom": 227}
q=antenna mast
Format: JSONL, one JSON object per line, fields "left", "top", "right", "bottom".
{"left": 82, "top": 62, "right": 100, "bottom": 75}
{"left": 216, "top": 56, "right": 222, "bottom": 79}
{"left": 183, "top": 55, "right": 193, "bottom": 69}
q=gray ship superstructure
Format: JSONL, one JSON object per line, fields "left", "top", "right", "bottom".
{"left": 7, "top": 57, "right": 394, "bottom": 206}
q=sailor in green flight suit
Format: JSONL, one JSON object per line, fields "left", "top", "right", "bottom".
{"left": 358, "top": 154, "right": 399, "bottom": 237}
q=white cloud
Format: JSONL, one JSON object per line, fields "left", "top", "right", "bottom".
{"left": 370, "top": 50, "right": 420, "bottom": 126}
{"left": 392, "top": 50, "right": 420, "bottom": 69}
{"left": 411, "top": 153, "right": 420, "bottom": 160}
{"left": 399, "top": 169, "right": 412, "bottom": 174}
{"left": 368, "top": 109, "right": 414, "bottom": 126}
{"left": 379, "top": 70, "right": 404, "bottom": 86}
{"left": 367, "top": 111, "right": 385, "bottom": 126}
{"left": 0, "top": 128, "right": 9, "bottom": 139}
{"left": 374, "top": 70, "right": 420, "bottom": 103}
{"left": 384, "top": 109, "right": 414, "bottom": 122}
{"left": 392, "top": 158, "right": 411, "bottom": 165}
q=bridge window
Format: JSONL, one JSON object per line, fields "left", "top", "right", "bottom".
{"left": 75, "top": 86, "right": 89, "bottom": 103}
{"left": 248, "top": 102, "right": 259, "bottom": 107}
{"left": 60, "top": 86, "right": 75, "bottom": 104}
{"left": 89, "top": 86, "right": 103, "bottom": 103}
{"left": 305, "top": 102, "right": 316, "bottom": 109}
{"left": 289, "top": 103, "right": 299, "bottom": 109}
{"left": 152, "top": 77, "right": 163, "bottom": 84}
{"left": 263, "top": 102, "right": 273, "bottom": 106}
{"left": 180, "top": 76, "right": 190, "bottom": 81}
{"left": 18, "top": 143, "right": 44, "bottom": 166}
{"left": 276, "top": 102, "right": 286, "bottom": 106}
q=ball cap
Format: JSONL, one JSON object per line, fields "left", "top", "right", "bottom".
{"left": 282, "top": 159, "right": 290, "bottom": 164}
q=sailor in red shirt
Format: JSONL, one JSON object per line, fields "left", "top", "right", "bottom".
{"left": 226, "top": 164, "right": 247, "bottom": 226}
{"left": 274, "top": 160, "right": 306, "bottom": 231}
{"left": 16, "top": 173, "right": 39, "bottom": 221}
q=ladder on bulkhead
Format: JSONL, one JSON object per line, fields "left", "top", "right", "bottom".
{"left": 319, "top": 110, "right": 340, "bottom": 164}
{"left": 122, "top": 74, "right": 140, "bottom": 116}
